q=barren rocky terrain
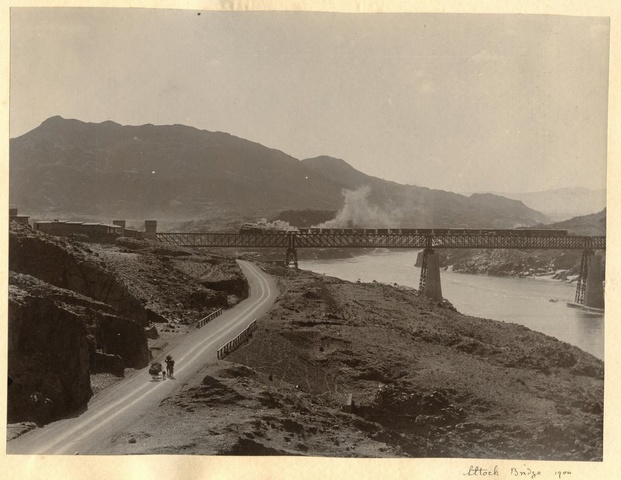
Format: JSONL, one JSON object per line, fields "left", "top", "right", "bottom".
{"left": 96, "top": 265, "right": 603, "bottom": 460}
{"left": 8, "top": 222, "right": 603, "bottom": 459}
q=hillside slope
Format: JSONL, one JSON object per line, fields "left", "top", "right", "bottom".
{"left": 491, "top": 188, "right": 606, "bottom": 222}
{"left": 101, "top": 266, "right": 603, "bottom": 459}
{"left": 10, "top": 117, "right": 343, "bottom": 218}
{"left": 11, "top": 117, "right": 548, "bottom": 229}
{"left": 302, "top": 156, "right": 549, "bottom": 227}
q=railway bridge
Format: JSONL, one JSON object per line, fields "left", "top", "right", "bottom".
{"left": 150, "top": 225, "right": 606, "bottom": 310}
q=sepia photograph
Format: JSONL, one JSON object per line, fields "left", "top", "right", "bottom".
{"left": 3, "top": 1, "right": 617, "bottom": 477}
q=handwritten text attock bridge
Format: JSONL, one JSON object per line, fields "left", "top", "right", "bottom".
{"left": 145, "top": 222, "right": 605, "bottom": 311}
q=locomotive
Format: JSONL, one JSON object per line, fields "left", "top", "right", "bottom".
{"left": 239, "top": 222, "right": 298, "bottom": 234}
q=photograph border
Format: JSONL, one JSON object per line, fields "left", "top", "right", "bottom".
{"left": 1, "top": 1, "right": 618, "bottom": 479}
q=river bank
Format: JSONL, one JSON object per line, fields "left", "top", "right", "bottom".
{"left": 227, "top": 265, "right": 603, "bottom": 459}
{"left": 300, "top": 249, "right": 604, "bottom": 359}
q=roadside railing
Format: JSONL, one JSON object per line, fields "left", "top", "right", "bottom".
{"left": 196, "top": 308, "right": 223, "bottom": 329}
{"left": 217, "top": 320, "right": 257, "bottom": 360}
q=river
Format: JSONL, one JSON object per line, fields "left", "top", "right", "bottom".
{"left": 299, "top": 249, "right": 604, "bottom": 360}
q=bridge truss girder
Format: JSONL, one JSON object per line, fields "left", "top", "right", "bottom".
{"left": 156, "top": 232, "right": 605, "bottom": 251}
{"left": 156, "top": 232, "right": 605, "bottom": 306}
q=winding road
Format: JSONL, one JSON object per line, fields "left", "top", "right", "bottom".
{"left": 7, "top": 260, "right": 278, "bottom": 455}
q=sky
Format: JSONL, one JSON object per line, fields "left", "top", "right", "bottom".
{"left": 9, "top": 8, "right": 610, "bottom": 194}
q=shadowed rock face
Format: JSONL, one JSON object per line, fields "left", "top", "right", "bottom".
{"left": 8, "top": 272, "right": 151, "bottom": 424}
{"left": 9, "top": 286, "right": 92, "bottom": 424}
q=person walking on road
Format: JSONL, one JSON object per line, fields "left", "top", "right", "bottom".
{"left": 165, "top": 355, "right": 175, "bottom": 379}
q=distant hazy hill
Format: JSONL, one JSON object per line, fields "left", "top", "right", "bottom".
{"left": 543, "top": 209, "right": 606, "bottom": 236}
{"left": 302, "top": 156, "right": 549, "bottom": 228}
{"left": 11, "top": 117, "right": 548, "bottom": 229}
{"left": 483, "top": 188, "right": 606, "bottom": 222}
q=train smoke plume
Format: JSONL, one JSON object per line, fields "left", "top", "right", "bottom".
{"left": 314, "top": 186, "right": 400, "bottom": 228}
{"left": 249, "top": 218, "right": 297, "bottom": 231}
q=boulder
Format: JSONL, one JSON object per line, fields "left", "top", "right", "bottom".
{"left": 145, "top": 325, "right": 159, "bottom": 339}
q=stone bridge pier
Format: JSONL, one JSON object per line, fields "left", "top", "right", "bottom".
{"left": 418, "top": 248, "right": 443, "bottom": 301}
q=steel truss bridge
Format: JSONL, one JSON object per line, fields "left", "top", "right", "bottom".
{"left": 156, "top": 231, "right": 606, "bottom": 308}
{"left": 156, "top": 231, "right": 605, "bottom": 251}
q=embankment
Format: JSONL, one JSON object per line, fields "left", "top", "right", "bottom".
{"left": 226, "top": 265, "right": 603, "bottom": 460}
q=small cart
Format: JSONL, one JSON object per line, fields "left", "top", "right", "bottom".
{"left": 148, "top": 361, "right": 164, "bottom": 380}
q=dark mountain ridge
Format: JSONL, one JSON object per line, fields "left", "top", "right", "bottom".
{"left": 11, "top": 117, "right": 548, "bottom": 229}
{"left": 11, "top": 116, "right": 343, "bottom": 219}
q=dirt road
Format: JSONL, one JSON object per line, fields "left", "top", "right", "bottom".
{"left": 7, "top": 260, "right": 278, "bottom": 455}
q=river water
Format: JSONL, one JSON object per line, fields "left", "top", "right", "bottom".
{"left": 299, "top": 249, "right": 604, "bottom": 359}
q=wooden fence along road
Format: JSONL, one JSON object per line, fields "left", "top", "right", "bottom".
{"left": 217, "top": 320, "right": 258, "bottom": 360}
{"left": 196, "top": 308, "right": 223, "bottom": 328}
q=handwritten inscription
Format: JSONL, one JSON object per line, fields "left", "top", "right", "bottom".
{"left": 463, "top": 466, "right": 499, "bottom": 476}
{"left": 461, "top": 466, "right": 571, "bottom": 479}
{"left": 510, "top": 466, "right": 542, "bottom": 478}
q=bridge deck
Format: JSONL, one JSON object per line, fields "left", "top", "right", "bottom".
{"left": 156, "top": 232, "right": 605, "bottom": 250}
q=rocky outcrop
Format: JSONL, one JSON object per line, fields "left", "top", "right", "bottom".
{"left": 9, "top": 282, "right": 92, "bottom": 424}
{"left": 199, "top": 265, "right": 249, "bottom": 298}
{"left": 96, "top": 314, "right": 150, "bottom": 368}
{"left": 7, "top": 222, "right": 249, "bottom": 425}
{"left": 10, "top": 223, "right": 151, "bottom": 326}
{"left": 91, "top": 352, "right": 125, "bottom": 377}
{"left": 8, "top": 272, "right": 150, "bottom": 424}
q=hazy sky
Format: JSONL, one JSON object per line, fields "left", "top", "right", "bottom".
{"left": 10, "top": 9, "right": 609, "bottom": 194}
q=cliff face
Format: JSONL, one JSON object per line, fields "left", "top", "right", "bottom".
{"left": 9, "top": 277, "right": 93, "bottom": 424}
{"left": 8, "top": 221, "right": 249, "bottom": 425}
{"left": 8, "top": 272, "right": 152, "bottom": 424}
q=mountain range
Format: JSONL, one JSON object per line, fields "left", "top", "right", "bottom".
{"left": 11, "top": 117, "right": 550, "bottom": 229}
{"left": 476, "top": 188, "right": 606, "bottom": 222}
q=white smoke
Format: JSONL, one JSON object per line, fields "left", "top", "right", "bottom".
{"left": 251, "top": 218, "right": 297, "bottom": 231}
{"left": 314, "top": 186, "right": 401, "bottom": 228}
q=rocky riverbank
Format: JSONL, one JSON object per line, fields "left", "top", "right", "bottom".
{"left": 426, "top": 210, "right": 607, "bottom": 280}
{"left": 416, "top": 249, "right": 586, "bottom": 280}
{"left": 98, "top": 264, "right": 603, "bottom": 459}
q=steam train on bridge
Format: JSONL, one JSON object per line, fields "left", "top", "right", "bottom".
{"left": 239, "top": 223, "right": 569, "bottom": 236}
